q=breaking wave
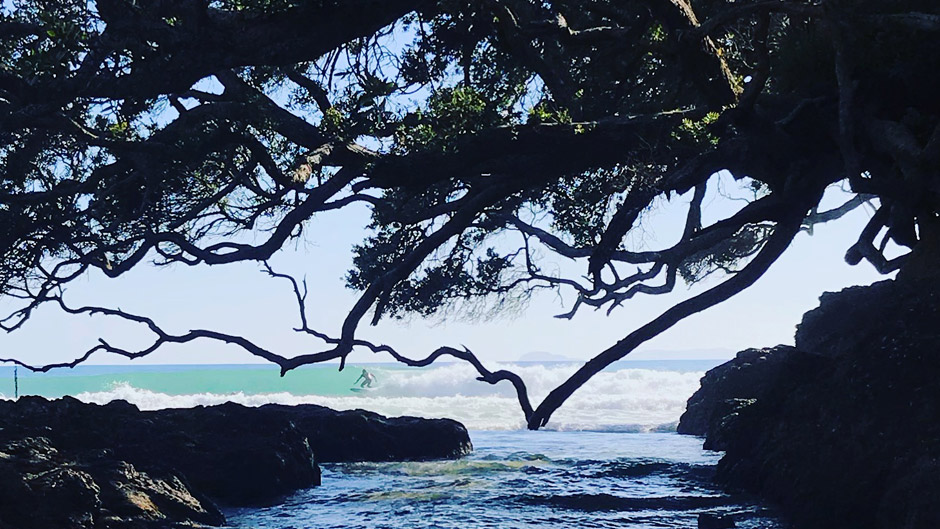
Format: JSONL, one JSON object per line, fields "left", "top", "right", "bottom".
{"left": 73, "top": 363, "right": 705, "bottom": 432}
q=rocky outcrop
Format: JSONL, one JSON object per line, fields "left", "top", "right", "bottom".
{"left": 679, "top": 278, "right": 940, "bottom": 529}
{"left": 677, "top": 345, "right": 825, "bottom": 448}
{"left": 0, "top": 398, "right": 322, "bottom": 508}
{"left": 0, "top": 398, "right": 473, "bottom": 528}
{"left": 0, "top": 436, "right": 224, "bottom": 529}
{"left": 153, "top": 403, "right": 474, "bottom": 464}
{"left": 287, "top": 406, "right": 472, "bottom": 462}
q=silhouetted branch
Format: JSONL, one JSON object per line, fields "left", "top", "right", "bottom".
{"left": 1, "top": 293, "right": 294, "bottom": 373}
{"left": 264, "top": 262, "right": 534, "bottom": 420}
{"left": 527, "top": 200, "right": 811, "bottom": 428}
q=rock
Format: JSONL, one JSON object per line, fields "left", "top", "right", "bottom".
{"left": 681, "top": 277, "right": 940, "bottom": 529}
{"left": 701, "top": 398, "right": 756, "bottom": 452}
{"left": 245, "top": 403, "right": 474, "bottom": 462}
{"left": 875, "top": 456, "right": 940, "bottom": 529}
{"left": 0, "top": 437, "right": 100, "bottom": 529}
{"left": 123, "top": 402, "right": 323, "bottom": 506}
{"left": 677, "top": 346, "right": 825, "bottom": 442}
{"left": 698, "top": 513, "right": 736, "bottom": 529}
{"left": 89, "top": 459, "right": 223, "bottom": 527}
{"left": 0, "top": 436, "right": 224, "bottom": 529}
{"left": 794, "top": 280, "right": 896, "bottom": 357}
{"left": 0, "top": 398, "right": 322, "bottom": 507}
{"left": 0, "top": 396, "right": 473, "bottom": 514}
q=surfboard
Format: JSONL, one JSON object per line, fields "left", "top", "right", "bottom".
{"left": 350, "top": 387, "right": 377, "bottom": 393}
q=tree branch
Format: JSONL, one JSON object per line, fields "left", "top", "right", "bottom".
{"left": 527, "top": 197, "right": 812, "bottom": 428}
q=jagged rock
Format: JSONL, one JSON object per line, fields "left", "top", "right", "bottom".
{"left": 681, "top": 277, "right": 940, "bottom": 529}
{"left": 795, "top": 280, "right": 907, "bottom": 358}
{"left": 677, "top": 346, "right": 825, "bottom": 443}
{"left": 0, "top": 396, "right": 473, "bottom": 524}
{"left": 122, "top": 403, "right": 323, "bottom": 506}
{"left": 0, "top": 397, "right": 322, "bottom": 507}
{"left": 0, "top": 436, "right": 223, "bottom": 529}
{"left": 701, "top": 398, "right": 757, "bottom": 452}
{"left": 245, "top": 403, "right": 474, "bottom": 462}
{"left": 0, "top": 437, "right": 99, "bottom": 529}
{"left": 89, "top": 458, "right": 223, "bottom": 528}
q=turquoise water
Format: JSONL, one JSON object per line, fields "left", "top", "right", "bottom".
{"left": 0, "top": 360, "right": 719, "bottom": 400}
{"left": 0, "top": 364, "right": 354, "bottom": 399}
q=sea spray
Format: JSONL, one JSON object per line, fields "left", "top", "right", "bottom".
{"left": 72, "top": 363, "right": 706, "bottom": 431}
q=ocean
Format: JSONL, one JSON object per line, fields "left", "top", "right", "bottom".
{"left": 0, "top": 361, "right": 786, "bottom": 528}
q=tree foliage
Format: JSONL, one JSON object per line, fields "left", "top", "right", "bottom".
{"left": 1, "top": 0, "right": 938, "bottom": 428}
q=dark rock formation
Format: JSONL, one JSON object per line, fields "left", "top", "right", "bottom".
{"left": 251, "top": 404, "right": 474, "bottom": 462}
{"left": 0, "top": 436, "right": 224, "bottom": 529}
{"left": 680, "top": 278, "right": 940, "bottom": 529}
{"left": 0, "top": 398, "right": 322, "bottom": 507}
{"left": 677, "top": 345, "right": 824, "bottom": 448}
{"left": 0, "top": 398, "right": 473, "bottom": 528}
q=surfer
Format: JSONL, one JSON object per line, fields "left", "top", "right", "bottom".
{"left": 355, "top": 368, "right": 376, "bottom": 388}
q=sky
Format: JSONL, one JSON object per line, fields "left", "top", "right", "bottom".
{"left": 0, "top": 173, "right": 892, "bottom": 368}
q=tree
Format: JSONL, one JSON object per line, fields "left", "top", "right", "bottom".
{"left": 1, "top": 0, "right": 937, "bottom": 429}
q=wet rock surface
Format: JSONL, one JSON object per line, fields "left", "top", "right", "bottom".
{"left": 680, "top": 278, "right": 940, "bottom": 529}
{"left": 0, "top": 436, "right": 224, "bottom": 529}
{"left": 677, "top": 345, "right": 824, "bottom": 448}
{"left": 0, "top": 398, "right": 472, "bottom": 528}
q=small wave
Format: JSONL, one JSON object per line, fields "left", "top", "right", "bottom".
{"left": 378, "top": 363, "right": 702, "bottom": 402}
{"left": 372, "top": 459, "right": 550, "bottom": 478}
{"left": 378, "top": 364, "right": 704, "bottom": 431}
{"left": 586, "top": 461, "right": 674, "bottom": 479}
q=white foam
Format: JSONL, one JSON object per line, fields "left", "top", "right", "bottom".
{"left": 74, "top": 364, "right": 703, "bottom": 432}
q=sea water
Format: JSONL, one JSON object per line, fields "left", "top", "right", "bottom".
{"left": 0, "top": 361, "right": 786, "bottom": 528}
{"left": 226, "top": 431, "right": 782, "bottom": 529}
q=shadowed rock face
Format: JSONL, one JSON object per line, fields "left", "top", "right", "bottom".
{"left": 0, "top": 436, "right": 225, "bottom": 529}
{"left": 679, "top": 278, "right": 940, "bottom": 529}
{"left": 677, "top": 345, "right": 824, "bottom": 447}
{"left": 0, "top": 397, "right": 323, "bottom": 509}
{"left": 158, "top": 402, "right": 475, "bottom": 464}
{"left": 0, "top": 398, "right": 473, "bottom": 528}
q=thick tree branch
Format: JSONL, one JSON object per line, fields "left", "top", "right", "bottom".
{"left": 527, "top": 197, "right": 812, "bottom": 428}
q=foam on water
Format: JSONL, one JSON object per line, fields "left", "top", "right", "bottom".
{"left": 73, "top": 363, "right": 705, "bottom": 431}
{"left": 225, "top": 431, "right": 787, "bottom": 529}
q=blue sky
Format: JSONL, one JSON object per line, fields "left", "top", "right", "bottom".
{"left": 0, "top": 173, "right": 889, "bottom": 367}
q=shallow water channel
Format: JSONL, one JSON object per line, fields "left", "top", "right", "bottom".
{"left": 225, "top": 431, "right": 786, "bottom": 529}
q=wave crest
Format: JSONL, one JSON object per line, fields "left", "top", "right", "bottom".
{"left": 74, "top": 364, "right": 703, "bottom": 432}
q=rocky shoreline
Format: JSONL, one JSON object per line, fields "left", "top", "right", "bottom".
{"left": 0, "top": 398, "right": 472, "bottom": 528}
{"left": 679, "top": 277, "right": 940, "bottom": 529}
